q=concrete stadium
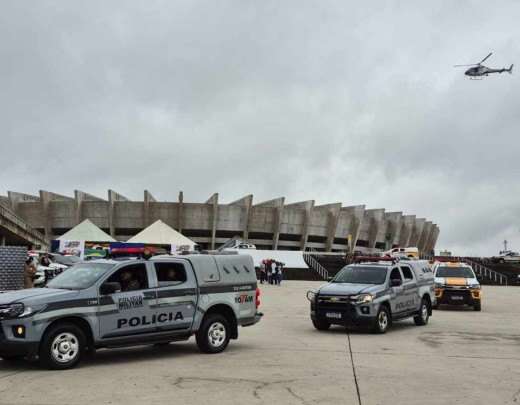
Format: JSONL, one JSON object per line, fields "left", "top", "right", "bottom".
{"left": 0, "top": 190, "right": 439, "bottom": 253}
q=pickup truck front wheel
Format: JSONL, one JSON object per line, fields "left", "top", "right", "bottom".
{"left": 39, "top": 323, "right": 86, "bottom": 370}
{"left": 196, "top": 314, "right": 230, "bottom": 354}
{"left": 372, "top": 306, "right": 390, "bottom": 334}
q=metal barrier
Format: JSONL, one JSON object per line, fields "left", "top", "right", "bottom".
{"left": 463, "top": 258, "right": 508, "bottom": 286}
{"left": 303, "top": 252, "right": 329, "bottom": 280}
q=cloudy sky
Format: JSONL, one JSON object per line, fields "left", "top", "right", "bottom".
{"left": 1, "top": 1, "right": 519, "bottom": 255}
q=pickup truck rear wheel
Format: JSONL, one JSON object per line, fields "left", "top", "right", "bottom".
{"left": 39, "top": 323, "right": 85, "bottom": 370}
{"left": 196, "top": 314, "right": 230, "bottom": 354}
{"left": 473, "top": 302, "right": 482, "bottom": 311}
{"left": 414, "top": 299, "right": 430, "bottom": 326}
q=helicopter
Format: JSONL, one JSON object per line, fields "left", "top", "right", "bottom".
{"left": 454, "top": 52, "right": 513, "bottom": 79}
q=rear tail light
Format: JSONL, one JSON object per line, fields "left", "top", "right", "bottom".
{"left": 255, "top": 287, "right": 261, "bottom": 309}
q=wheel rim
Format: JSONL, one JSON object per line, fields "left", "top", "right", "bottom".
{"left": 51, "top": 332, "right": 79, "bottom": 364}
{"left": 378, "top": 311, "right": 388, "bottom": 331}
{"left": 421, "top": 303, "right": 429, "bottom": 321}
{"left": 208, "top": 322, "right": 226, "bottom": 348}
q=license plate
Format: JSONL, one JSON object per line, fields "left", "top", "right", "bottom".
{"left": 451, "top": 296, "right": 463, "bottom": 300}
{"left": 326, "top": 312, "right": 342, "bottom": 319}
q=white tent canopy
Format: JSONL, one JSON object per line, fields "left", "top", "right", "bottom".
{"left": 127, "top": 220, "right": 197, "bottom": 251}
{"left": 57, "top": 219, "right": 116, "bottom": 242}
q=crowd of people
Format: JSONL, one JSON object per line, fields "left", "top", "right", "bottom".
{"left": 259, "top": 259, "right": 285, "bottom": 285}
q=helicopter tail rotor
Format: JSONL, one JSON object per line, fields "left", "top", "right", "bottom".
{"left": 508, "top": 64, "right": 514, "bottom": 74}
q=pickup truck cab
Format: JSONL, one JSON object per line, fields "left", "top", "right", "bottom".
{"left": 307, "top": 258, "right": 435, "bottom": 333}
{"left": 0, "top": 254, "right": 262, "bottom": 369}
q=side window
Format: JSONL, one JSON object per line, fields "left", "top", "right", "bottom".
{"left": 155, "top": 262, "right": 187, "bottom": 287}
{"left": 400, "top": 266, "right": 414, "bottom": 281}
{"left": 106, "top": 263, "right": 149, "bottom": 292}
{"left": 390, "top": 268, "right": 402, "bottom": 282}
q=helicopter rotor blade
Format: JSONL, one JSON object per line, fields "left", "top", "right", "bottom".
{"left": 480, "top": 52, "right": 493, "bottom": 64}
{"left": 453, "top": 64, "right": 478, "bottom": 67}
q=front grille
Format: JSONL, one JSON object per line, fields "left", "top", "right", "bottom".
{"left": 443, "top": 289, "right": 471, "bottom": 304}
{"left": 317, "top": 295, "right": 355, "bottom": 316}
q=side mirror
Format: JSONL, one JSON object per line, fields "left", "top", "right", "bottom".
{"left": 100, "top": 282, "right": 121, "bottom": 295}
{"left": 327, "top": 276, "right": 334, "bottom": 282}
{"left": 391, "top": 278, "right": 402, "bottom": 287}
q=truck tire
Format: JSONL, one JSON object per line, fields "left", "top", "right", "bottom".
{"left": 372, "top": 306, "right": 391, "bottom": 334}
{"left": 39, "top": 323, "right": 86, "bottom": 370}
{"left": 414, "top": 298, "right": 430, "bottom": 326}
{"left": 312, "top": 319, "right": 331, "bottom": 331}
{"left": 196, "top": 313, "right": 231, "bottom": 354}
{"left": 473, "top": 302, "right": 482, "bottom": 311}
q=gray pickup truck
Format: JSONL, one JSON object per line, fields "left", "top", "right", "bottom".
{"left": 0, "top": 254, "right": 262, "bottom": 369}
{"left": 307, "top": 258, "right": 435, "bottom": 333}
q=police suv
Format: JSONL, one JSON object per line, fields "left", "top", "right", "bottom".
{"left": 0, "top": 254, "right": 262, "bottom": 369}
{"left": 307, "top": 257, "right": 435, "bottom": 333}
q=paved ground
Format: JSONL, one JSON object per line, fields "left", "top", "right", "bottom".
{"left": 0, "top": 282, "right": 519, "bottom": 405}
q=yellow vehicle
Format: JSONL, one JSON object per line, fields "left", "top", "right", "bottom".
{"left": 432, "top": 261, "right": 481, "bottom": 311}
{"left": 384, "top": 247, "right": 419, "bottom": 259}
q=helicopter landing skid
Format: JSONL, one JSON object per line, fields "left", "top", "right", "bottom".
{"left": 469, "top": 77, "right": 484, "bottom": 80}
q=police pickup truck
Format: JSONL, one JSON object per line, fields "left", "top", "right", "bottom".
{"left": 0, "top": 254, "right": 262, "bottom": 369}
{"left": 307, "top": 257, "right": 435, "bottom": 333}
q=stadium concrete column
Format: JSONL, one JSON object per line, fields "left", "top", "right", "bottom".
{"left": 336, "top": 205, "right": 365, "bottom": 252}
{"left": 300, "top": 201, "right": 315, "bottom": 250}
{"left": 39, "top": 191, "right": 73, "bottom": 240}
{"left": 384, "top": 212, "right": 403, "bottom": 250}
{"left": 228, "top": 195, "right": 253, "bottom": 241}
{"left": 1, "top": 236, "right": 5, "bottom": 246}
{"left": 74, "top": 190, "right": 105, "bottom": 225}
{"left": 253, "top": 197, "right": 285, "bottom": 250}
{"left": 177, "top": 191, "right": 184, "bottom": 232}
{"left": 409, "top": 218, "right": 426, "bottom": 247}
{"left": 425, "top": 225, "right": 440, "bottom": 253}
{"left": 399, "top": 215, "right": 416, "bottom": 247}
{"left": 144, "top": 190, "right": 156, "bottom": 227}
{"left": 324, "top": 203, "right": 342, "bottom": 252}
{"left": 8, "top": 191, "right": 40, "bottom": 214}
{"left": 417, "top": 221, "right": 432, "bottom": 253}
{"left": 205, "top": 193, "right": 219, "bottom": 250}
{"left": 365, "top": 209, "right": 385, "bottom": 249}
{"left": 108, "top": 190, "right": 129, "bottom": 238}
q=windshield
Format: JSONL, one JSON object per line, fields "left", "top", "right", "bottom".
{"left": 436, "top": 266, "right": 475, "bottom": 278}
{"left": 332, "top": 266, "right": 388, "bottom": 284}
{"left": 47, "top": 263, "right": 114, "bottom": 290}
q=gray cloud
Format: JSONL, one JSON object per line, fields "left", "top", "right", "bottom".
{"left": 1, "top": 0, "right": 519, "bottom": 255}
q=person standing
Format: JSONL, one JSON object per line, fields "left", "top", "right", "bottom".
{"left": 277, "top": 262, "right": 284, "bottom": 286}
{"left": 270, "top": 260, "right": 276, "bottom": 285}
{"left": 259, "top": 262, "right": 266, "bottom": 284}
{"left": 24, "top": 258, "right": 37, "bottom": 289}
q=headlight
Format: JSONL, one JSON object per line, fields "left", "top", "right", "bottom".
{"left": 0, "top": 303, "right": 24, "bottom": 318}
{"left": 306, "top": 290, "right": 317, "bottom": 302}
{"left": 469, "top": 283, "right": 481, "bottom": 289}
{"left": 351, "top": 294, "right": 373, "bottom": 304}
{"left": 0, "top": 303, "right": 39, "bottom": 319}
{"left": 434, "top": 283, "right": 444, "bottom": 289}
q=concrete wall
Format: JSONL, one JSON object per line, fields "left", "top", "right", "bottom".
{"left": 3, "top": 190, "right": 439, "bottom": 252}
